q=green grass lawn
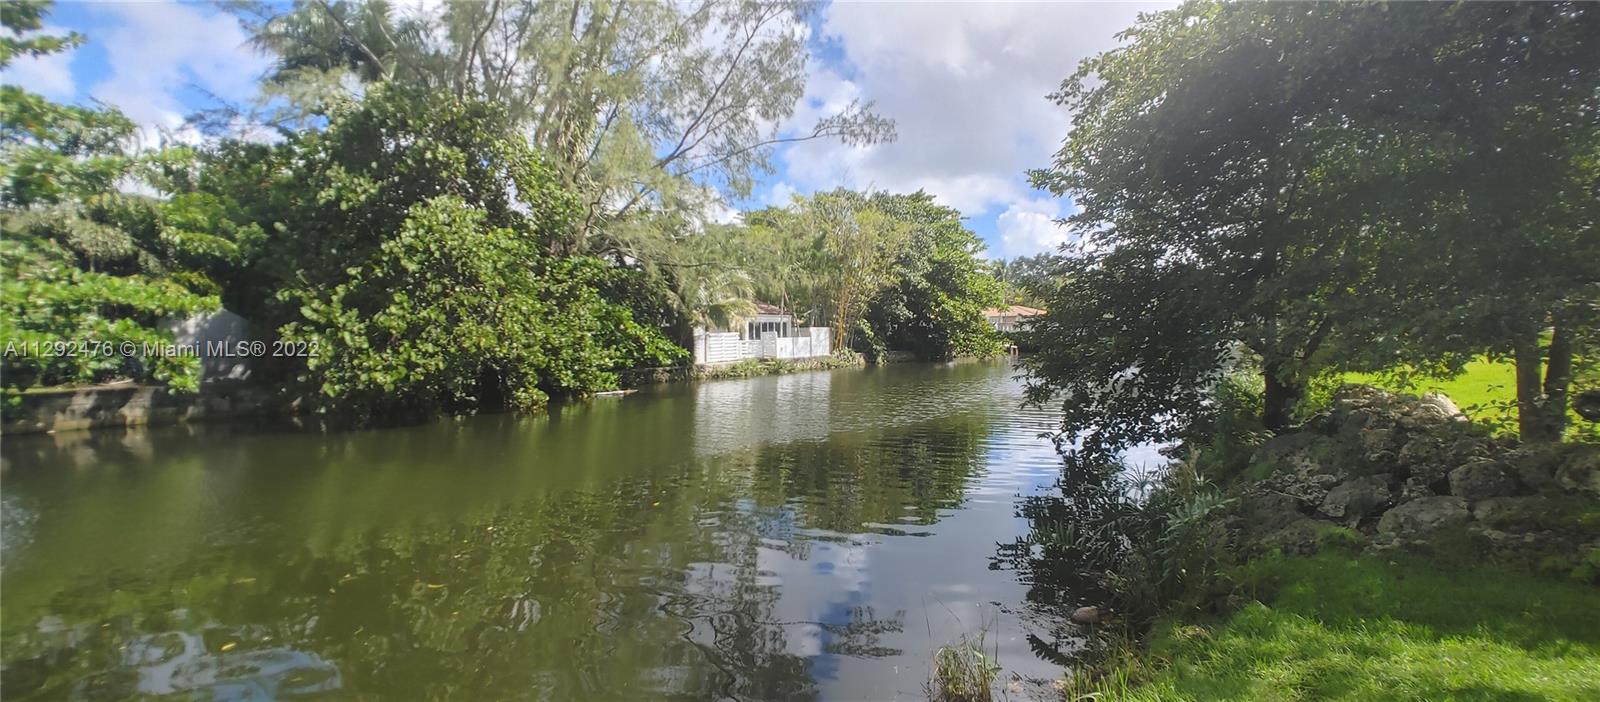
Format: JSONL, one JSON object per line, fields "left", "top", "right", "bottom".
{"left": 1340, "top": 358, "right": 1517, "bottom": 424}
{"left": 1112, "top": 552, "right": 1600, "bottom": 701}
{"left": 1339, "top": 358, "right": 1598, "bottom": 442}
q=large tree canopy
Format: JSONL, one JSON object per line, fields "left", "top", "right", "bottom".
{"left": 858, "top": 192, "right": 1003, "bottom": 361}
{"left": 230, "top": 0, "right": 894, "bottom": 257}
{"left": 1025, "top": 1, "right": 1599, "bottom": 453}
{"left": 1, "top": 4, "right": 218, "bottom": 393}
{"left": 179, "top": 85, "right": 681, "bottom": 418}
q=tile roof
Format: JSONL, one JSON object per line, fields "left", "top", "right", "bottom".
{"left": 982, "top": 305, "right": 1047, "bottom": 317}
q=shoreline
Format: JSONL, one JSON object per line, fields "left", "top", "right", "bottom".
{"left": 1, "top": 352, "right": 917, "bottom": 436}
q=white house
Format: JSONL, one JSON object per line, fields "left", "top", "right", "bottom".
{"left": 693, "top": 303, "right": 832, "bottom": 365}
{"left": 741, "top": 302, "right": 798, "bottom": 341}
{"left": 983, "top": 305, "right": 1045, "bottom": 333}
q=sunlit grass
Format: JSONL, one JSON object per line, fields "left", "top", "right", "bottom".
{"left": 1339, "top": 357, "right": 1597, "bottom": 440}
{"left": 1096, "top": 552, "right": 1600, "bottom": 701}
{"left": 1340, "top": 358, "right": 1515, "bottom": 423}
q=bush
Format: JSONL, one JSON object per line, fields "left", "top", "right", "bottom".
{"left": 1180, "top": 370, "right": 1272, "bottom": 484}
{"left": 286, "top": 198, "right": 680, "bottom": 419}
{"left": 1021, "top": 457, "right": 1235, "bottom": 629}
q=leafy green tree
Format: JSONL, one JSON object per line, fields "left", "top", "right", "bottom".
{"left": 185, "top": 85, "right": 680, "bottom": 417}
{"left": 859, "top": 192, "right": 1003, "bottom": 361}
{"left": 233, "top": 0, "right": 894, "bottom": 256}
{"left": 1025, "top": 0, "right": 1599, "bottom": 452}
{"left": 993, "top": 253, "right": 1060, "bottom": 308}
{"left": 0, "top": 0, "right": 80, "bottom": 64}
{"left": 1327, "top": 3, "right": 1600, "bottom": 443}
{"left": 285, "top": 197, "right": 680, "bottom": 419}
{"left": 770, "top": 190, "right": 913, "bottom": 351}
{"left": 1, "top": 2, "right": 216, "bottom": 392}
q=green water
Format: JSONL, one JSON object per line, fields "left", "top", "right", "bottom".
{"left": 1, "top": 361, "right": 1081, "bottom": 700}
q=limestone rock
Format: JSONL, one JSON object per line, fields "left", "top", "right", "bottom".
{"left": 1509, "top": 446, "right": 1563, "bottom": 492}
{"left": 1070, "top": 606, "right": 1112, "bottom": 626}
{"left": 1449, "top": 459, "right": 1517, "bottom": 501}
{"left": 1419, "top": 392, "right": 1466, "bottom": 421}
{"left": 1397, "top": 435, "right": 1442, "bottom": 466}
{"left": 1320, "top": 475, "right": 1392, "bottom": 522}
{"left": 1263, "top": 518, "right": 1331, "bottom": 556}
{"left": 1378, "top": 496, "right": 1470, "bottom": 537}
{"left": 1445, "top": 436, "right": 1498, "bottom": 467}
{"left": 1237, "top": 491, "right": 1307, "bottom": 534}
{"left": 1399, "top": 476, "right": 1437, "bottom": 501}
{"left": 1251, "top": 433, "right": 1353, "bottom": 506}
{"left": 1471, "top": 496, "right": 1558, "bottom": 532}
{"left": 1556, "top": 449, "right": 1600, "bottom": 498}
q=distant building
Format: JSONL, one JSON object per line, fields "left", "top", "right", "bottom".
{"left": 693, "top": 302, "right": 832, "bottom": 365}
{"left": 740, "top": 302, "right": 799, "bottom": 341}
{"left": 982, "top": 305, "right": 1045, "bottom": 333}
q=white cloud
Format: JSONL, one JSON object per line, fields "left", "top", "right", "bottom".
{"left": 777, "top": 1, "right": 1172, "bottom": 242}
{"left": 1, "top": 25, "right": 77, "bottom": 100}
{"left": 763, "top": 181, "right": 798, "bottom": 208}
{"left": 85, "top": 2, "right": 271, "bottom": 145}
{"left": 996, "top": 198, "right": 1071, "bottom": 258}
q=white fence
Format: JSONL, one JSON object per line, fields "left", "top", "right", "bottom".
{"left": 693, "top": 327, "right": 833, "bottom": 366}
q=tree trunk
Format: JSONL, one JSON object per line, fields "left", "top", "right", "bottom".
{"left": 1513, "top": 330, "right": 1563, "bottom": 443}
{"left": 1262, "top": 360, "right": 1302, "bottom": 432}
{"left": 1540, "top": 321, "right": 1575, "bottom": 441}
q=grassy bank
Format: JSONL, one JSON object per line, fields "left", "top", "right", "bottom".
{"left": 1083, "top": 551, "right": 1600, "bottom": 701}
{"left": 693, "top": 352, "right": 865, "bottom": 381}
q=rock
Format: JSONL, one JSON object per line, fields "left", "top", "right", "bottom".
{"left": 1237, "top": 491, "right": 1307, "bottom": 534}
{"left": 1399, "top": 476, "right": 1437, "bottom": 501}
{"left": 1378, "top": 496, "right": 1471, "bottom": 537}
{"left": 1263, "top": 472, "right": 1343, "bottom": 507}
{"left": 1449, "top": 459, "right": 1517, "bottom": 500}
{"left": 1445, "top": 436, "right": 1498, "bottom": 467}
{"left": 1397, "top": 435, "right": 1453, "bottom": 489}
{"left": 1509, "top": 445, "right": 1565, "bottom": 492}
{"left": 1575, "top": 389, "right": 1600, "bottom": 422}
{"left": 1252, "top": 433, "right": 1340, "bottom": 475}
{"left": 1320, "top": 475, "right": 1392, "bottom": 522}
{"left": 1251, "top": 433, "right": 1351, "bottom": 506}
{"left": 1469, "top": 524, "right": 1584, "bottom": 567}
{"left": 1471, "top": 496, "right": 1558, "bottom": 532}
{"left": 1263, "top": 518, "right": 1331, "bottom": 556}
{"left": 1556, "top": 449, "right": 1600, "bottom": 498}
{"left": 1355, "top": 428, "right": 1399, "bottom": 465}
{"left": 1397, "top": 435, "right": 1441, "bottom": 465}
{"left": 1070, "top": 606, "right": 1112, "bottom": 626}
{"left": 1419, "top": 392, "right": 1466, "bottom": 421}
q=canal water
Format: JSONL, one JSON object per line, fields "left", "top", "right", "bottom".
{"left": 1, "top": 360, "right": 1105, "bottom": 700}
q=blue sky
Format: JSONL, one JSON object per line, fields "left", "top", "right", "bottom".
{"left": 3, "top": 1, "right": 1169, "bottom": 258}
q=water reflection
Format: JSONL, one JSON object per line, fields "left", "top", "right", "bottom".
{"left": 3, "top": 361, "right": 1072, "bottom": 699}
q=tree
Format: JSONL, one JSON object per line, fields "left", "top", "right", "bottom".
{"left": 232, "top": 0, "right": 894, "bottom": 257}
{"left": 859, "top": 192, "right": 1003, "bottom": 361}
{"left": 1334, "top": 3, "right": 1600, "bottom": 443}
{"left": 993, "top": 253, "right": 1060, "bottom": 308}
{"left": 1, "top": 2, "right": 217, "bottom": 393}
{"left": 774, "top": 191, "right": 912, "bottom": 351}
{"left": 1026, "top": 1, "right": 1383, "bottom": 445}
{"left": 183, "top": 86, "right": 681, "bottom": 417}
{"left": 284, "top": 197, "right": 680, "bottom": 419}
{"left": 1024, "top": 1, "right": 1599, "bottom": 453}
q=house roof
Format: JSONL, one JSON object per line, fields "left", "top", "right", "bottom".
{"left": 982, "top": 305, "right": 1046, "bottom": 317}
{"left": 753, "top": 302, "right": 787, "bottom": 315}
